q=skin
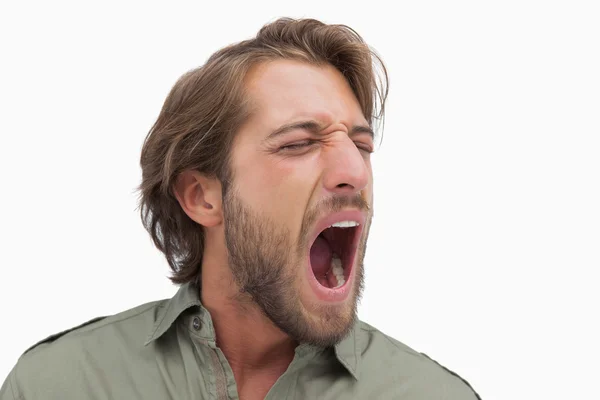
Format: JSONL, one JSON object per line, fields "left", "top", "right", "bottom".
{"left": 174, "top": 59, "right": 375, "bottom": 400}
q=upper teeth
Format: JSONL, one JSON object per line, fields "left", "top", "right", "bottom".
{"left": 329, "top": 220, "right": 360, "bottom": 228}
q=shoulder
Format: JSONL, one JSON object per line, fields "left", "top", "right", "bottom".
{"left": 22, "top": 300, "right": 164, "bottom": 357}
{"left": 355, "top": 321, "right": 481, "bottom": 399}
{"left": 5, "top": 299, "right": 166, "bottom": 399}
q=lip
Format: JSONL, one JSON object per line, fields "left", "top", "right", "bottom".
{"left": 305, "top": 209, "right": 366, "bottom": 302}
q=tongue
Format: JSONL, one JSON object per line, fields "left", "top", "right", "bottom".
{"left": 310, "top": 236, "right": 333, "bottom": 282}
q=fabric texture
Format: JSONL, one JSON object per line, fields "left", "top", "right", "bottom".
{"left": 1, "top": 282, "right": 480, "bottom": 399}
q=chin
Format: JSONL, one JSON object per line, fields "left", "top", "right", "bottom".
{"left": 295, "top": 265, "right": 362, "bottom": 346}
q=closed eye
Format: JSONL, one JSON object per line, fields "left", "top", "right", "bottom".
{"left": 279, "top": 140, "right": 373, "bottom": 154}
{"left": 280, "top": 140, "right": 317, "bottom": 151}
{"left": 355, "top": 143, "right": 374, "bottom": 154}
{"left": 353, "top": 139, "right": 375, "bottom": 154}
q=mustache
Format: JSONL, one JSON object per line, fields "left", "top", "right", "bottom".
{"left": 315, "top": 194, "right": 370, "bottom": 215}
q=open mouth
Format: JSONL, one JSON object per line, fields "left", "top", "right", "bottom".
{"left": 309, "top": 218, "right": 362, "bottom": 290}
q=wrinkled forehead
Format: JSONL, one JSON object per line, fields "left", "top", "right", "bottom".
{"left": 240, "top": 59, "right": 369, "bottom": 140}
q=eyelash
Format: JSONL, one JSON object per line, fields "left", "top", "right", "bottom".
{"left": 280, "top": 140, "right": 373, "bottom": 153}
{"left": 280, "top": 141, "right": 315, "bottom": 151}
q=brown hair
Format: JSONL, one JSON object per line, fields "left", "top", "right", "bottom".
{"left": 138, "top": 17, "right": 389, "bottom": 285}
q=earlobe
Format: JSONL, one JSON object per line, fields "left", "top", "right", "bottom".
{"left": 173, "top": 170, "right": 223, "bottom": 227}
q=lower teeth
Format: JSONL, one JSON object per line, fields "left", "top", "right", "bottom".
{"left": 330, "top": 255, "right": 345, "bottom": 288}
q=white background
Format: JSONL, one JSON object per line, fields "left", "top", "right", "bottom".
{"left": 1, "top": 1, "right": 599, "bottom": 399}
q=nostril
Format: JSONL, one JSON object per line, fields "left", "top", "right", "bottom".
{"left": 336, "top": 183, "right": 353, "bottom": 189}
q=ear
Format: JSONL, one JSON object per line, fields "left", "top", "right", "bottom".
{"left": 173, "top": 170, "right": 223, "bottom": 227}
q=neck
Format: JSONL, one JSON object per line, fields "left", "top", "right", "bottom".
{"left": 199, "top": 234, "right": 297, "bottom": 385}
{"left": 202, "top": 287, "right": 296, "bottom": 372}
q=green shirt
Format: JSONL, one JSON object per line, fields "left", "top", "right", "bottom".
{"left": 1, "top": 283, "right": 480, "bottom": 399}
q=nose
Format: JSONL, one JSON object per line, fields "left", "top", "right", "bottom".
{"left": 322, "top": 136, "right": 370, "bottom": 196}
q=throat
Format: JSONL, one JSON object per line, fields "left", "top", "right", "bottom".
{"left": 201, "top": 278, "right": 297, "bottom": 367}
{"left": 224, "top": 332, "right": 296, "bottom": 400}
{"left": 235, "top": 369, "right": 287, "bottom": 400}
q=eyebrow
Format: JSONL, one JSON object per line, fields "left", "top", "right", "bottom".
{"left": 264, "top": 120, "right": 374, "bottom": 142}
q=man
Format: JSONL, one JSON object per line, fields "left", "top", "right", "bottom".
{"left": 1, "top": 18, "right": 480, "bottom": 400}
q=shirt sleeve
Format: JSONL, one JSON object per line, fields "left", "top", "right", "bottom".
{"left": 0, "top": 369, "right": 22, "bottom": 400}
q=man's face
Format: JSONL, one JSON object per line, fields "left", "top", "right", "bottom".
{"left": 223, "top": 60, "right": 374, "bottom": 347}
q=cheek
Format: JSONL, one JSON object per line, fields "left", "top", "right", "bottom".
{"left": 234, "top": 155, "right": 318, "bottom": 218}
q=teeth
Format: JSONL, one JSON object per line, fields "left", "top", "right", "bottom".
{"left": 329, "top": 220, "right": 360, "bottom": 228}
{"left": 330, "top": 255, "right": 345, "bottom": 288}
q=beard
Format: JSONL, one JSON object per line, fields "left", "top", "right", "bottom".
{"left": 222, "top": 187, "right": 371, "bottom": 347}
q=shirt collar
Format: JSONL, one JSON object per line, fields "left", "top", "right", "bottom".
{"left": 334, "top": 320, "right": 361, "bottom": 380}
{"left": 144, "top": 282, "right": 361, "bottom": 380}
{"left": 144, "top": 282, "right": 202, "bottom": 345}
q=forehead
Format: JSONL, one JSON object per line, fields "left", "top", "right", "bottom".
{"left": 241, "top": 60, "right": 368, "bottom": 135}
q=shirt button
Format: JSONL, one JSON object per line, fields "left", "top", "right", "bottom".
{"left": 192, "top": 316, "right": 201, "bottom": 331}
